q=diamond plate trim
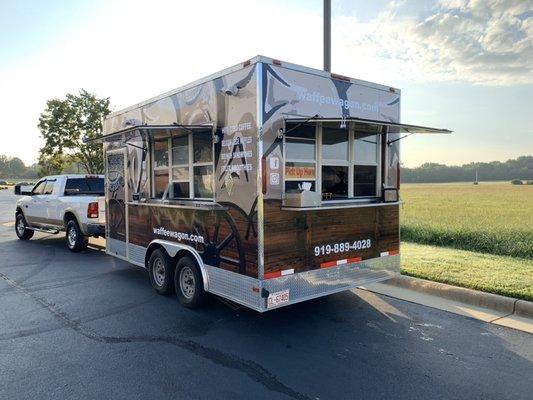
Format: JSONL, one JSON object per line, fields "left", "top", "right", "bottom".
{"left": 107, "top": 237, "right": 126, "bottom": 258}
{"left": 261, "top": 255, "right": 400, "bottom": 310}
{"left": 204, "top": 265, "right": 263, "bottom": 311}
{"left": 128, "top": 243, "right": 146, "bottom": 266}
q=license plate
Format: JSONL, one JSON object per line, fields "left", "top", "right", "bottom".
{"left": 267, "top": 289, "right": 290, "bottom": 309}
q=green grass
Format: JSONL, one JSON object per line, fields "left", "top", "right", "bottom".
{"left": 401, "top": 242, "right": 533, "bottom": 301}
{"left": 400, "top": 182, "right": 533, "bottom": 259}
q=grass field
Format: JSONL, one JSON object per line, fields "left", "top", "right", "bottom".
{"left": 401, "top": 242, "right": 533, "bottom": 301}
{"left": 400, "top": 182, "right": 533, "bottom": 259}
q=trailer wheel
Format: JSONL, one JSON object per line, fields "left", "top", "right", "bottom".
{"left": 66, "top": 220, "right": 88, "bottom": 252}
{"left": 148, "top": 249, "right": 175, "bottom": 295}
{"left": 174, "top": 256, "right": 206, "bottom": 308}
{"left": 15, "top": 214, "right": 34, "bottom": 240}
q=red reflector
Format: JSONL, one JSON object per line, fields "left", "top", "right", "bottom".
{"left": 264, "top": 271, "right": 281, "bottom": 279}
{"left": 389, "top": 249, "right": 400, "bottom": 256}
{"left": 347, "top": 257, "right": 363, "bottom": 263}
{"left": 320, "top": 260, "right": 337, "bottom": 269}
{"left": 252, "top": 287, "right": 260, "bottom": 293}
{"left": 87, "top": 202, "right": 99, "bottom": 218}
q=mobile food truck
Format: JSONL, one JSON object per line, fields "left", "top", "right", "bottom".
{"left": 96, "top": 56, "right": 450, "bottom": 311}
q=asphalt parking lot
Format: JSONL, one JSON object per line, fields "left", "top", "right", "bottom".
{"left": 1, "top": 189, "right": 532, "bottom": 400}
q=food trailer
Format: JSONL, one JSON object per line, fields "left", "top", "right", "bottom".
{"left": 97, "top": 56, "right": 450, "bottom": 311}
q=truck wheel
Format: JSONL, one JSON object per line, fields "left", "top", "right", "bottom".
{"left": 174, "top": 256, "right": 206, "bottom": 308}
{"left": 148, "top": 249, "right": 175, "bottom": 295}
{"left": 15, "top": 214, "right": 34, "bottom": 240}
{"left": 66, "top": 220, "right": 88, "bottom": 252}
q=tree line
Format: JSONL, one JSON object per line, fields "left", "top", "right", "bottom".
{"left": 401, "top": 156, "right": 533, "bottom": 183}
{"left": 0, "top": 156, "right": 39, "bottom": 180}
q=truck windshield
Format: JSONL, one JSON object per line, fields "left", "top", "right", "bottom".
{"left": 64, "top": 178, "right": 104, "bottom": 195}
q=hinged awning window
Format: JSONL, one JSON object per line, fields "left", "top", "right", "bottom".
{"left": 84, "top": 123, "right": 214, "bottom": 143}
{"left": 284, "top": 116, "right": 452, "bottom": 135}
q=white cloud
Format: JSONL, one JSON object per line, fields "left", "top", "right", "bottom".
{"left": 335, "top": 0, "right": 533, "bottom": 86}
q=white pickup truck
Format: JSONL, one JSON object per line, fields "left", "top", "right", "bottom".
{"left": 14, "top": 174, "right": 105, "bottom": 252}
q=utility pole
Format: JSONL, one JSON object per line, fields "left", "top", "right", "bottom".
{"left": 324, "top": 0, "right": 331, "bottom": 71}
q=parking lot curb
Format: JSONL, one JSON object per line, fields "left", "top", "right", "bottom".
{"left": 515, "top": 300, "right": 533, "bottom": 318}
{"left": 383, "top": 275, "right": 532, "bottom": 318}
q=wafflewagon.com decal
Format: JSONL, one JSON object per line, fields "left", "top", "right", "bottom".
{"left": 297, "top": 90, "right": 379, "bottom": 113}
{"left": 153, "top": 227, "right": 205, "bottom": 244}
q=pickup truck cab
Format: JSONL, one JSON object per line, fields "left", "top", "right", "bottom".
{"left": 15, "top": 174, "right": 105, "bottom": 252}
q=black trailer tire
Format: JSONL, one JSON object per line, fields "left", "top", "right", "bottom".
{"left": 66, "top": 220, "right": 88, "bottom": 252}
{"left": 148, "top": 249, "right": 175, "bottom": 295}
{"left": 174, "top": 256, "right": 206, "bottom": 308}
{"left": 15, "top": 214, "right": 34, "bottom": 240}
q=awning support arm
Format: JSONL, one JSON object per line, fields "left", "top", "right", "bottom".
{"left": 171, "top": 122, "right": 196, "bottom": 135}
{"left": 284, "top": 114, "right": 320, "bottom": 135}
{"left": 124, "top": 141, "right": 146, "bottom": 151}
{"left": 387, "top": 133, "right": 414, "bottom": 146}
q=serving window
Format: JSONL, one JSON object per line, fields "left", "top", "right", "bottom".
{"left": 151, "top": 128, "right": 214, "bottom": 200}
{"left": 284, "top": 122, "right": 381, "bottom": 201}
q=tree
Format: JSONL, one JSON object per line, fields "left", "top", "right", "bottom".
{"left": 8, "top": 157, "right": 26, "bottom": 177}
{"left": 37, "top": 153, "right": 68, "bottom": 176}
{"left": 38, "top": 89, "right": 110, "bottom": 174}
{"left": 0, "top": 155, "right": 39, "bottom": 179}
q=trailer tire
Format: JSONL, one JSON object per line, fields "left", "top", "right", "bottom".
{"left": 15, "top": 214, "right": 34, "bottom": 240}
{"left": 66, "top": 220, "right": 88, "bottom": 252}
{"left": 148, "top": 249, "right": 175, "bottom": 295}
{"left": 174, "top": 256, "right": 206, "bottom": 308}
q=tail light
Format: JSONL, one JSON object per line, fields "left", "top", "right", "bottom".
{"left": 87, "top": 202, "right": 99, "bottom": 218}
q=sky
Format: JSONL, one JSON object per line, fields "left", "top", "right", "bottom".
{"left": 0, "top": 0, "right": 532, "bottom": 167}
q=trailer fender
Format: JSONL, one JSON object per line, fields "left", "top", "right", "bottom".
{"left": 146, "top": 239, "right": 209, "bottom": 290}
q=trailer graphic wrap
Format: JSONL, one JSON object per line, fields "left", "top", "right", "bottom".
{"left": 263, "top": 201, "right": 399, "bottom": 275}
{"left": 257, "top": 63, "right": 401, "bottom": 276}
{"left": 103, "top": 65, "right": 259, "bottom": 277}
{"left": 97, "top": 57, "right": 449, "bottom": 310}
{"left": 102, "top": 59, "right": 403, "bottom": 280}
{"left": 128, "top": 204, "right": 256, "bottom": 276}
